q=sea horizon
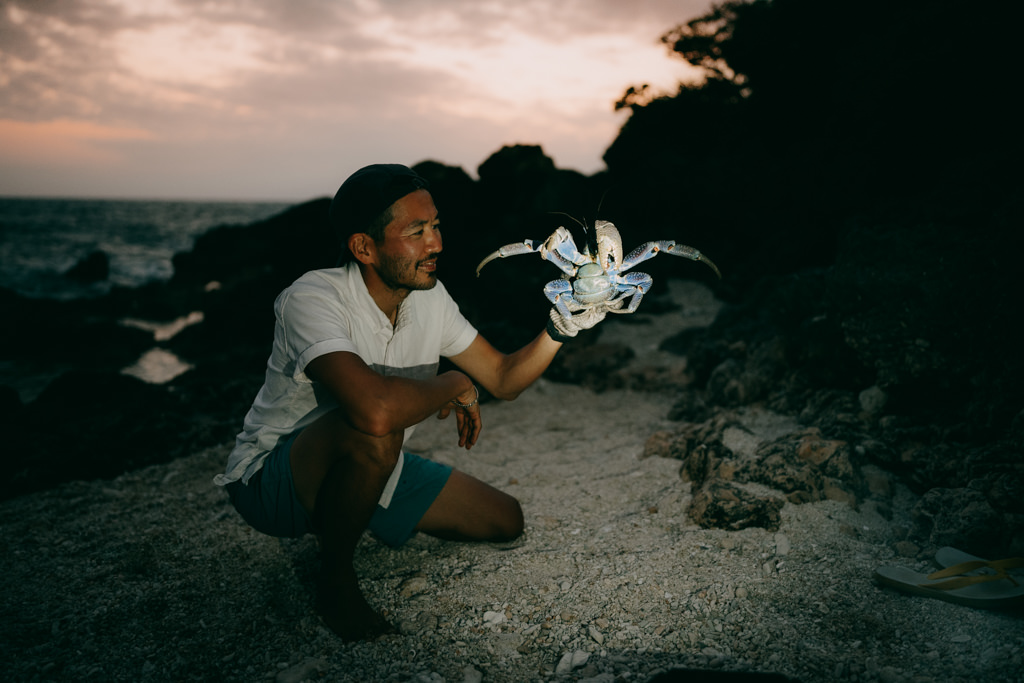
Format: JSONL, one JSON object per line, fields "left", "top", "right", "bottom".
{"left": 0, "top": 193, "right": 312, "bottom": 204}
{"left": 0, "top": 196, "right": 296, "bottom": 300}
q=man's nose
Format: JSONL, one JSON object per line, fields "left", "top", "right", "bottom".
{"left": 427, "top": 226, "right": 442, "bottom": 252}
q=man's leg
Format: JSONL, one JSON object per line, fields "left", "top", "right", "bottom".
{"left": 415, "top": 469, "right": 524, "bottom": 542}
{"left": 289, "top": 409, "right": 403, "bottom": 641}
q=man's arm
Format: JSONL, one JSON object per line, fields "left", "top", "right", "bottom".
{"left": 306, "top": 351, "right": 476, "bottom": 437}
{"left": 447, "top": 330, "right": 562, "bottom": 401}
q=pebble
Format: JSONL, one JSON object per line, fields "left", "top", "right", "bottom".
{"left": 578, "top": 674, "right": 616, "bottom": 683}
{"left": 399, "top": 576, "right": 429, "bottom": 598}
{"left": 774, "top": 533, "right": 791, "bottom": 556}
{"left": 589, "top": 624, "right": 605, "bottom": 644}
{"left": 482, "top": 611, "right": 506, "bottom": 627}
{"left": 859, "top": 385, "right": 888, "bottom": 414}
{"left": 410, "top": 673, "right": 445, "bottom": 683}
{"left": 275, "top": 658, "right": 325, "bottom": 683}
{"left": 555, "top": 650, "right": 591, "bottom": 674}
{"left": 399, "top": 612, "right": 438, "bottom": 635}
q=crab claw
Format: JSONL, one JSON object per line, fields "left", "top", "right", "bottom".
{"left": 592, "top": 220, "right": 624, "bottom": 271}
{"left": 475, "top": 240, "right": 540, "bottom": 277}
{"left": 664, "top": 243, "right": 723, "bottom": 280}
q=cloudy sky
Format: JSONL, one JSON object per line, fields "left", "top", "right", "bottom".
{"left": 0, "top": 0, "right": 710, "bottom": 202}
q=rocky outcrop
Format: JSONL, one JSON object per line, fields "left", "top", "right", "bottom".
{"left": 64, "top": 250, "right": 109, "bottom": 283}
{"left": 644, "top": 419, "right": 866, "bottom": 533}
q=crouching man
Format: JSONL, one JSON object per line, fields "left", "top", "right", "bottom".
{"left": 215, "top": 164, "right": 619, "bottom": 640}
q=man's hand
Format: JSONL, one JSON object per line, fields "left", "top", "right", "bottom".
{"left": 546, "top": 299, "right": 626, "bottom": 342}
{"left": 437, "top": 385, "right": 481, "bottom": 450}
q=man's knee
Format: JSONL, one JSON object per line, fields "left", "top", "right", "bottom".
{"left": 296, "top": 410, "right": 403, "bottom": 470}
{"left": 290, "top": 415, "right": 404, "bottom": 512}
{"left": 360, "top": 431, "right": 404, "bottom": 473}
{"left": 490, "top": 494, "right": 524, "bottom": 542}
{"left": 503, "top": 500, "right": 525, "bottom": 541}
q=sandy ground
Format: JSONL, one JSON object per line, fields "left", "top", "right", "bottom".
{"left": 1, "top": 281, "right": 1021, "bottom": 683}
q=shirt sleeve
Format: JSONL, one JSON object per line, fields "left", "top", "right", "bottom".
{"left": 276, "top": 283, "right": 359, "bottom": 382}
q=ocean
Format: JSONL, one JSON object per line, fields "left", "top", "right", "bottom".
{"left": 0, "top": 197, "right": 293, "bottom": 300}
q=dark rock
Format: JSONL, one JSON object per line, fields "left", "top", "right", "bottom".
{"left": 651, "top": 416, "right": 871, "bottom": 530}
{"left": 679, "top": 439, "right": 736, "bottom": 489}
{"left": 661, "top": 417, "right": 874, "bottom": 532}
{"left": 973, "top": 465, "right": 1024, "bottom": 516}
{"left": 65, "top": 250, "right": 109, "bottom": 282}
{"left": 795, "top": 388, "right": 864, "bottom": 439}
{"left": 171, "top": 199, "right": 335, "bottom": 290}
{"left": 911, "top": 487, "right": 1003, "bottom": 555}
{"left": 705, "top": 358, "right": 746, "bottom": 406}
{"left": 0, "top": 385, "right": 22, "bottom": 413}
{"left": 648, "top": 416, "right": 735, "bottom": 488}
{"left": 689, "top": 480, "right": 784, "bottom": 532}
{"left": 667, "top": 391, "right": 712, "bottom": 423}
{"left": 705, "top": 346, "right": 785, "bottom": 407}
{"left": 478, "top": 144, "right": 556, "bottom": 197}
{"left": 743, "top": 429, "right": 863, "bottom": 505}
{"left": 0, "top": 371, "right": 190, "bottom": 500}
{"left": 0, "top": 287, "right": 154, "bottom": 366}
{"left": 647, "top": 669, "right": 799, "bottom": 682}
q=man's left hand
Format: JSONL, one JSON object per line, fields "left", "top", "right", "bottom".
{"left": 437, "top": 386, "right": 482, "bottom": 450}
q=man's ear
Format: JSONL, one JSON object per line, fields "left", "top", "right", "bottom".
{"left": 348, "top": 233, "right": 377, "bottom": 265}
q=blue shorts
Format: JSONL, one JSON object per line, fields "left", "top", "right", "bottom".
{"left": 225, "top": 431, "right": 453, "bottom": 548}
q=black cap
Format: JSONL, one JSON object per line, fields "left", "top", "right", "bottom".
{"left": 329, "top": 164, "right": 430, "bottom": 258}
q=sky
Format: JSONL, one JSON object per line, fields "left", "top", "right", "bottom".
{"left": 0, "top": 0, "right": 710, "bottom": 202}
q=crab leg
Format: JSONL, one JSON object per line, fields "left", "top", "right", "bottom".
{"left": 476, "top": 227, "right": 582, "bottom": 277}
{"left": 608, "top": 273, "right": 652, "bottom": 313}
{"left": 544, "top": 279, "right": 579, "bottom": 318}
{"left": 621, "top": 241, "right": 722, "bottom": 280}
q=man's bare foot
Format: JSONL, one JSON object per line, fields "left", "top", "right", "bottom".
{"left": 315, "top": 573, "right": 394, "bottom": 641}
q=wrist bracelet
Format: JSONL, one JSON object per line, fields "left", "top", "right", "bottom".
{"left": 451, "top": 385, "right": 479, "bottom": 408}
{"left": 545, "top": 317, "right": 574, "bottom": 343}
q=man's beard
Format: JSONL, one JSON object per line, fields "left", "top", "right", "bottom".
{"left": 376, "top": 251, "right": 439, "bottom": 292}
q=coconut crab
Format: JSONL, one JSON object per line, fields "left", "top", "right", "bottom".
{"left": 475, "top": 220, "right": 721, "bottom": 318}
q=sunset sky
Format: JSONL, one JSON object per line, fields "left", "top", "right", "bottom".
{"left": 0, "top": 0, "right": 710, "bottom": 202}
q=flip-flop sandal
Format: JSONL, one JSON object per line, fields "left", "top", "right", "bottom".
{"left": 874, "top": 549, "right": 1024, "bottom": 610}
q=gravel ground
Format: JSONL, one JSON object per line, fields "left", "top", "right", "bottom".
{"left": 2, "top": 282, "right": 1021, "bottom": 683}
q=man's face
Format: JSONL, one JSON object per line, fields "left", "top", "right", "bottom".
{"left": 373, "top": 189, "right": 442, "bottom": 292}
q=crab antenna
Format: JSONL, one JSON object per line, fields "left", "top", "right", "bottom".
{"left": 549, "top": 211, "right": 586, "bottom": 230}
{"left": 583, "top": 220, "right": 599, "bottom": 258}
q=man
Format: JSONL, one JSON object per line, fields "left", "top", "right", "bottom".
{"left": 214, "top": 163, "right": 620, "bottom": 641}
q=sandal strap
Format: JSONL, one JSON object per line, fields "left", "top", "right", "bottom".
{"left": 921, "top": 573, "right": 1013, "bottom": 591}
{"left": 987, "top": 557, "right": 1024, "bottom": 572}
{"left": 929, "top": 560, "right": 990, "bottom": 579}
{"left": 923, "top": 557, "right": 1024, "bottom": 590}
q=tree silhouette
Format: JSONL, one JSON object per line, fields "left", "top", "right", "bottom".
{"left": 605, "top": 0, "right": 1020, "bottom": 293}
{"left": 602, "top": 0, "right": 1023, "bottom": 444}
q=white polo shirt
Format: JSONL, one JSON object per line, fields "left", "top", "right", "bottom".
{"left": 214, "top": 262, "right": 478, "bottom": 508}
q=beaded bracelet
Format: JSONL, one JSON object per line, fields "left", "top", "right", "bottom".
{"left": 451, "top": 385, "right": 479, "bottom": 408}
